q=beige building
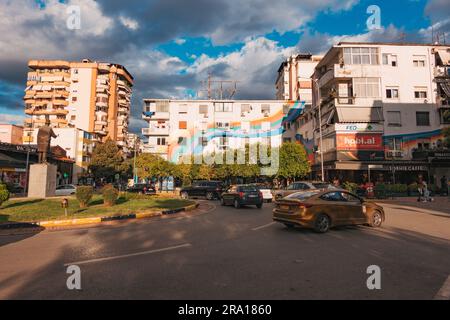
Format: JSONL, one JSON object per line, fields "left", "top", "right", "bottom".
{"left": 0, "top": 124, "right": 24, "bottom": 145}
{"left": 23, "top": 59, "right": 133, "bottom": 148}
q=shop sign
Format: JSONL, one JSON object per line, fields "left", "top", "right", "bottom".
{"left": 386, "top": 165, "right": 428, "bottom": 172}
{"left": 337, "top": 133, "right": 383, "bottom": 151}
{"left": 335, "top": 123, "right": 383, "bottom": 133}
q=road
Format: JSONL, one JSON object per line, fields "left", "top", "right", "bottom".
{"left": 0, "top": 200, "right": 449, "bottom": 300}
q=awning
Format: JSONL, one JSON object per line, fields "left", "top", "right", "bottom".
{"left": 336, "top": 107, "right": 384, "bottom": 123}
{"left": 437, "top": 49, "right": 450, "bottom": 66}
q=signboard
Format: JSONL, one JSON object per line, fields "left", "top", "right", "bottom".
{"left": 335, "top": 123, "right": 383, "bottom": 133}
{"left": 336, "top": 133, "right": 383, "bottom": 151}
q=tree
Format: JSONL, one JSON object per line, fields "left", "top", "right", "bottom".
{"left": 136, "top": 154, "right": 176, "bottom": 180}
{"left": 443, "top": 126, "right": 450, "bottom": 148}
{"left": 89, "top": 139, "right": 126, "bottom": 181}
{"left": 276, "top": 142, "right": 311, "bottom": 180}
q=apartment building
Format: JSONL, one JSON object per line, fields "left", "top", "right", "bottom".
{"left": 302, "top": 42, "right": 450, "bottom": 183}
{"left": 23, "top": 59, "right": 133, "bottom": 148}
{"left": 142, "top": 99, "right": 301, "bottom": 163}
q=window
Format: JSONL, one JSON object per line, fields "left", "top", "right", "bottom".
{"left": 215, "top": 122, "right": 230, "bottom": 130}
{"left": 386, "top": 88, "right": 399, "bottom": 99}
{"left": 414, "top": 88, "right": 428, "bottom": 99}
{"left": 387, "top": 111, "right": 402, "bottom": 126}
{"left": 320, "top": 192, "right": 346, "bottom": 202}
{"left": 343, "top": 47, "right": 379, "bottom": 65}
{"left": 199, "top": 105, "right": 208, "bottom": 115}
{"left": 383, "top": 54, "right": 398, "bottom": 66}
{"left": 353, "top": 78, "right": 380, "bottom": 97}
{"left": 413, "top": 56, "right": 426, "bottom": 67}
{"left": 416, "top": 112, "right": 430, "bottom": 126}
{"left": 155, "top": 101, "right": 169, "bottom": 113}
{"left": 179, "top": 104, "right": 188, "bottom": 114}
{"left": 157, "top": 138, "right": 166, "bottom": 146}
{"left": 341, "top": 193, "right": 361, "bottom": 202}
{"left": 261, "top": 104, "right": 270, "bottom": 116}
{"left": 71, "top": 115, "right": 76, "bottom": 121}
{"left": 386, "top": 138, "right": 403, "bottom": 151}
{"left": 241, "top": 104, "right": 251, "bottom": 113}
{"left": 72, "top": 97, "right": 77, "bottom": 102}
{"left": 199, "top": 136, "right": 208, "bottom": 147}
{"left": 179, "top": 121, "right": 187, "bottom": 129}
{"left": 214, "top": 102, "right": 233, "bottom": 112}
{"left": 73, "top": 69, "right": 79, "bottom": 74}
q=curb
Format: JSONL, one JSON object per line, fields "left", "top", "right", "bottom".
{"left": 0, "top": 202, "right": 200, "bottom": 230}
{"left": 378, "top": 202, "right": 450, "bottom": 218}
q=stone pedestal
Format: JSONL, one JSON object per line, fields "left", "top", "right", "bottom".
{"left": 28, "top": 164, "right": 57, "bottom": 198}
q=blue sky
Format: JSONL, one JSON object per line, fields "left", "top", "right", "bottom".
{"left": 0, "top": 0, "right": 447, "bottom": 133}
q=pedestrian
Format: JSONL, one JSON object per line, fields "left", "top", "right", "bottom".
{"left": 441, "top": 176, "right": 448, "bottom": 196}
{"left": 417, "top": 180, "right": 425, "bottom": 202}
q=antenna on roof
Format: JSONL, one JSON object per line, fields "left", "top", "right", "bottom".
{"left": 198, "top": 70, "right": 240, "bottom": 100}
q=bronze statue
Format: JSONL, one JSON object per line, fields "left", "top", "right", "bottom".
{"left": 37, "top": 117, "right": 57, "bottom": 164}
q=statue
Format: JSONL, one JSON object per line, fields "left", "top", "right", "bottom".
{"left": 37, "top": 116, "right": 57, "bottom": 164}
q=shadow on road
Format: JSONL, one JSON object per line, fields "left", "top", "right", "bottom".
{"left": 0, "top": 226, "right": 45, "bottom": 248}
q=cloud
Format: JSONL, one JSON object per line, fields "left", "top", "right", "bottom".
{"left": 119, "top": 16, "right": 139, "bottom": 30}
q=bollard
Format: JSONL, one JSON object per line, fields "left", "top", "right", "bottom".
{"left": 61, "top": 198, "right": 69, "bottom": 217}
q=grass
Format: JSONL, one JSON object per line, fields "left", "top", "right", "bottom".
{"left": 0, "top": 195, "right": 195, "bottom": 223}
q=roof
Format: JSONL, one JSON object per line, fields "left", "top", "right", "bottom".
{"left": 337, "top": 41, "right": 450, "bottom": 47}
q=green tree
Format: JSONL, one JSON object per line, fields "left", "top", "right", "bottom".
{"left": 89, "top": 139, "right": 125, "bottom": 181}
{"left": 443, "top": 126, "right": 450, "bottom": 148}
{"left": 276, "top": 142, "right": 311, "bottom": 180}
{"left": 136, "top": 154, "right": 176, "bottom": 180}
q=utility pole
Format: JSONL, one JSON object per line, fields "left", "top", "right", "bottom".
{"left": 313, "top": 79, "right": 325, "bottom": 182}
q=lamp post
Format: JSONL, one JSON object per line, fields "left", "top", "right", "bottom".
{"left": 313, "top": 78, "right": 325, "bottom": 182}
{"left": 24, "top": 112, "right": 34, "bottom": 196}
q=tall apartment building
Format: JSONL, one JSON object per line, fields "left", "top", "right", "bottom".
{"left": 275, "top": 54, "right": 322, "bottom": 151}
{"left": 23, "top": 59, "right": 133, "bottom": 149}
{"left": 142, "top": 99, "right": 301, "bottom": 163}
{"left": 301, "top": 42, "right": 450, "bottom": 184}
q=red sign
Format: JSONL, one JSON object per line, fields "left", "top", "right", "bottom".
{"left": 336, "top": 133, "right": 383, "bottom": 151}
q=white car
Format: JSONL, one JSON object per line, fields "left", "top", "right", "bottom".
{"left": 55, "top": 184, "right": 77, "bottom": 196}
{"left": 253, "top": 185, "right": 274, "bottom": 202}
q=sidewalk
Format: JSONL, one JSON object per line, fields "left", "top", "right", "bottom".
{"left": 377, "top": 196, "right": 450, "bottom": 216}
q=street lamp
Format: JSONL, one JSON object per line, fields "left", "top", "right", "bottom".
{"left": 24, "top": 111, "right": 34, "bottom": 196}
{"left": 313, "top": 78, "right": 325, "bottom": 182}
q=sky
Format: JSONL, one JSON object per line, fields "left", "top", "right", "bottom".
{"left": 0, "top": 0, "right": 448, "bottom": 134}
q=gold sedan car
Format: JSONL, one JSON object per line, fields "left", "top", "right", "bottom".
{"left": 273, "top": 190, "right": 385, "bottom": 233}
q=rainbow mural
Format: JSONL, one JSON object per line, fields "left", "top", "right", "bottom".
{"left": 167, "top": 101, "right": 307, "bottom": 162}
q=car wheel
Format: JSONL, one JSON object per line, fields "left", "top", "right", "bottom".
{"left": 220, "top": 197, "right": 226, "bottom": 206}
{"left": 234, "top": 199, "right": 241, "bottom": 209}
{"left": 284, "top": 223, "right": 295, "bottom": 229}
{"left": 206, "top": 192, "right": 214, "bottom": 201}
{"left": 181, "top": 192, "right": 189, "bottom": 200}
{"left": 314, "top": 214, "right": 331, "bottom": 233}
{"left": 369, "top": 211, "right": 383, "bottom": 228}
{"left": 256, "top": 203, "right": 263, "bottom": 209}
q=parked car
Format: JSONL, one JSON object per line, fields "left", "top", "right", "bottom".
{"left": 220, "top": 185, "right": 264, "bottom": 209}
{"left": 273, "top": 189, "right": 385, "bottom": 233}
{"left": 180, "top": 181, "right": 224, "bottom": 200}
{"left": 251, "top": 184, "right": 273, "bottom": 202}
{"left": 273, "top": 181, "right": 317, "bottom": 201}
{"left": 55, "top": 184, "right": 77, "bottom": 196}
{"left": 126, "top": 184, "right": 156, "bottom": 195}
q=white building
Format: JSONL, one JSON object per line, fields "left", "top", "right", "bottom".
{"left": 304, "top": 42, "right": 450, "bottom": 183}
{"left": 28, "top": 127, "right": 96, "bottom": 184}
{"left": 142, "top": 99, "right": 299, "bottom": 163}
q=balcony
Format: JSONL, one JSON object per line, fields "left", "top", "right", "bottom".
{"left": 142, "top": 111, "right": 170, "bottom": 120}
{"left": 435, "top": 66, "right": 450, "bottom": 78}
{"left": 142, "top": 126, "right": 170, "bottom": 136}
{"left": 318, "top": 64, "right": 381, "bottom": 87}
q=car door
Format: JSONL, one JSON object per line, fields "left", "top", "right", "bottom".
{"left": 318, "top": 192, "right": 349, "bottom": 225}
{"left": 340, "top": 192, "right": 366, "bottom": 224}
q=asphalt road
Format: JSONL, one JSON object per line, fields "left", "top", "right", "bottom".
{"left": 0, "top": 200, "right": 449, "bottom": 300}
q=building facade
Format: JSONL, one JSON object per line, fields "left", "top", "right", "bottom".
{"left": 0, "top": 124, "right": 24, "bottom": 145}
{"left": 23, "top": 59, "right": 133, "bottom": 148}
{"left": 300, "top": 42, "right": 450, "bottom": 184}
{"left": 142, "top": 99, "right": 302, "bottom": 163}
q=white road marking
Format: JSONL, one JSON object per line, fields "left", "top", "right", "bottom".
{"left": 435, "top": 275, "right": 450, "bottom": 300}
{"left": 252, "top": 222, "right": 276, "bottom": 231}
{"left": 63, "top": 243, "right": 192, "bottom": 266}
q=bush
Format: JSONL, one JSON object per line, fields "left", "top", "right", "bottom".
{"left": 76, "top": 186, "right": 93, "bottom": 208}
{"left": 0, "top": 184, "right": 10, "bottom": 206}
{"left": 102, "top": 185, "right": 119, "bottom": 207}
{"left": 386, "top": 184, "right": 407, "bottom": 194}
{"left": 343, "top": 182, "right": 358, "bottom": 193}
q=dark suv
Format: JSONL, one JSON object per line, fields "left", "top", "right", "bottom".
{"left": 126, "top": 184, "right": 156, "bottom": 195}
{"left": 180, "top": 181, "right": 224, "bottom": 200}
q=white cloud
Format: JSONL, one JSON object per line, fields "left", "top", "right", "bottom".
{"left": 119, "top": 16, "right": 139, "bottom": 30}
{"left": 0, "top": 113, "right": 25, "bottom": 125}
{"left": 174, "top": 38, "right": 187, "bottom": 45}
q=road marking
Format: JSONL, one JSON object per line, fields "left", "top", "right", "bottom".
{"left": 252, "top": 222, "right": 276, "bottom": 231}
{"left": 435, "top": 275, "right": 450, "bottom": 300}
{"left": 63, "top": 243, "right": 192, "bottom": 267}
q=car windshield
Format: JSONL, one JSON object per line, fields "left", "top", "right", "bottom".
{"left": 285, "top": 191, "right": 320, "bottom": 201}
